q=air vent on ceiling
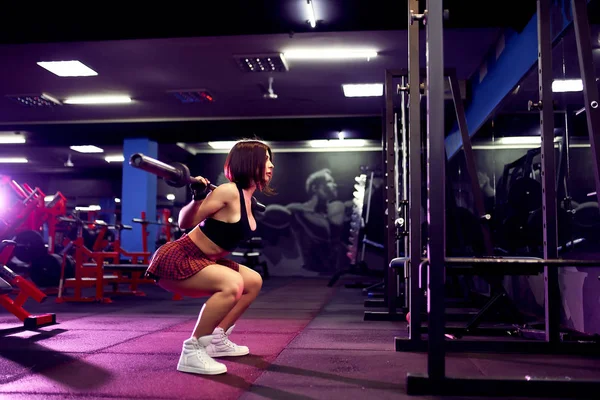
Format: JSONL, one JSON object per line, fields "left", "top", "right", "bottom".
{"left": 168, "top": 89, "right": 215, "bottom": 104}
{"left": 234, "top": 53, "right": 288, "bottom": 73}
{"left": 6, "top": 93, "right": 62, "bottom": 107}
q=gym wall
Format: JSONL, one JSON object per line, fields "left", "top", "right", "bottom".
{"left": 190, "top": 149, "right": 385, "bottom": 277}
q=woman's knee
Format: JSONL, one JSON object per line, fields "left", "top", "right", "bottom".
{"left": 251, "top": 272, "right": 263, "bottom": 293}
{"left": 241, "top": 267, "right": 263, "bottom": 294}
{"left": 220, "top": 275, "right": 244, "bottom": 300}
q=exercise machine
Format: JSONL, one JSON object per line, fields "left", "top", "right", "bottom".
{"left": 56, "top": 215, "right": 152, "bottom": 303}
{"left": 398, "top": 0, "right": 600, "bottom": 396}
{"left": 0, "top": 240, "right": 56, "bottom": 329}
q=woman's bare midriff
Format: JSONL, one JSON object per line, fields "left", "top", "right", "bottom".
{"left": 187, "top": 226, "right": 230, "bottom": 260}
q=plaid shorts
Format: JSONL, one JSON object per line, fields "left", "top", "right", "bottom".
{"left": 145, "top": 233, "right": 240, "bottom": 281}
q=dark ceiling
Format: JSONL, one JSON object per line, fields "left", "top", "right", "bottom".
{"left": 0, "top": 0, "right": 597, "bottom": 181}
{"left": 2, "top": 1, "right": 538, "bottom": 44}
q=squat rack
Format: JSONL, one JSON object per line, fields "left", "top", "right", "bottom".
{"left": 395, "top": 0, "right": 600, "bottom": 396}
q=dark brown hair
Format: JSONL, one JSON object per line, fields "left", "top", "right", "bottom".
{"left": 224, "top": 139, "right": 275, "bottom": 195}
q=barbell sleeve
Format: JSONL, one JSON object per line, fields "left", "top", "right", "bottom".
{"left": 129, "top": 153, "right": 184, "bottom": 183}
{"left": 130, "top": 153, "right": 217, "bottom": 190}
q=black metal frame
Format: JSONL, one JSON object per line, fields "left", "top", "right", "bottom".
{"left": 362, "top": 67, "right": 414, "bottom": 321}
{"left": 407, "top": 0, "right": 423, "bottom": 339}
{"left": 363, "top": 68, "right": 418, "bottom": 322}
{"left": 384, "top": 70, "right": 398, "bottom": 273}
{"left": 382, "top": 70, "right": 401, "bottom": 315}
{"left": 403, "top": 0, "right": 600, "bottom": 396}
{"left": 537, "top": 0, "right": 561, "bottom": 344}
{"left": 364, "top": 51, "right": 499, "bottom": 327}
{"left": 422, "top": 0, "right": 446, "bottom": 380}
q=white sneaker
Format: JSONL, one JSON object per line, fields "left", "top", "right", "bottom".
{"left": 206, "top": 325, "right": 250, "bottom": 357}
{"left": 177, "top": 336, "right": 227, "bottom": 375}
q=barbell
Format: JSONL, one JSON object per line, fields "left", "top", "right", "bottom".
{"left": 129, "top": 153, "right": 266, "bottom": 213}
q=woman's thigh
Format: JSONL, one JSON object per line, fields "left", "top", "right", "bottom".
{"left": 158, "top": 264, "right": 243, "bottom": 298}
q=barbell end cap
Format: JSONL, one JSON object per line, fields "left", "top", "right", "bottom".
{"left": 129, "top": 153, "right": 144, "bottom": 167}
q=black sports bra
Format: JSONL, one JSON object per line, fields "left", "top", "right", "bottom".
{"left": 199, "top": 183, "right": 253, "bottom": 251}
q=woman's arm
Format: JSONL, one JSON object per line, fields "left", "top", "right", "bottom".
{"left": 178, "top": 183, "right": 237, "bottom": 229}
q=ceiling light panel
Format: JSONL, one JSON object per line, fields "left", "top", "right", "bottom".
{"left": 105, "top": 155, "right": 125, "bottom": 163}
{"left": 37, "top": 60, "right": 98, "bottom": 77}
{"left": 70, "top": 145, "right": 104, "bottom": 153}
{"left": 309, "top": 139, "right": 366, "bottom": 148}
{"left": 64, "top": 95, "right": 132, "bottom": 104}
{"left": 306, "top": 0, "right": 316, "bottom": 28}
{"left": 0, "top": 133, "right": 26, "bottom": 144}
{"left": 208, "top": 141, "right": 239, "bottom": 150}
{"left": 552, "top": 79, "right": 583, "bottom": 92}
{"left": 235, "top": 54, "right": 288, "bottom": 73}
{"left": 342, "top": 84, "right": 383, "bottom": 97}
{"left": 0, "top": 157, "right": 28, "bottom": 163}
{"left": 283, "top": 49, "right": 378, "bottom": 60}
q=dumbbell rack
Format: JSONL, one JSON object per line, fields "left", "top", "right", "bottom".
{"left": 327, "top": 171, "right": 383, "bottom": 287}
{"left": 347, "top": 173, "right": 367, "bottom": 265}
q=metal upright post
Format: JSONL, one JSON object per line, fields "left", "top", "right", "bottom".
{"left": 424, "top": 0, "right": 446, "bottom": 381}
{"left": 407, "top": 0, "right": 422, "bottom": 342}
{"left": 384, "top": 70, "right": 399, "bottom": 311}
{"left": 571, "top": 0, "right": 600, "bottom": 200}
{"left": 400, "top": 76, "right": 409, "bottom": 259}
{"left": 535, "top": 0, "right": 561, "bottom": 344}
{"left": 399, "top": 75, "right": 409, "bottom": 309}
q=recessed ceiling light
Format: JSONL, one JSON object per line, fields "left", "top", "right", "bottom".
{"left": 552, "top": 79, "right": 583, "bottom": 93}
{"left": 105, "top": 155, "right": 125, "bottom": 163}
{"left": 309, "top": 139, "right": 366, "bottom": 148}
{"left": 0, "top": 157, "right": 28, "bottom": 163}
{"left": 0, "top": 133, "right": 26, "bottom": 144}
{"left": 283, "top": 49, "right": 378, "bottom": 60}
{"left": 70, "top": 145, "right": 104, "bottom": 153}
{"left": 208, "top": 140, "right": 270, "bottom": 150}
{"left": 306, "top": 0, "right": 317, "bottom": 28}
{"left": 342, "top": 84, "right": 383, "bottom": 97}
{"left": 37, "top": 60, "right": 98, "bottom": 77}
{"left": 64, "top": 95, "right": 132, "bottom": 105}
{"left": 208, "top": 141, "right": 240, "bottom": 150}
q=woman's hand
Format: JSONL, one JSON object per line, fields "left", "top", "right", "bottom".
{"left": 190, "top": 176, "right": 211, "bottom": 201}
